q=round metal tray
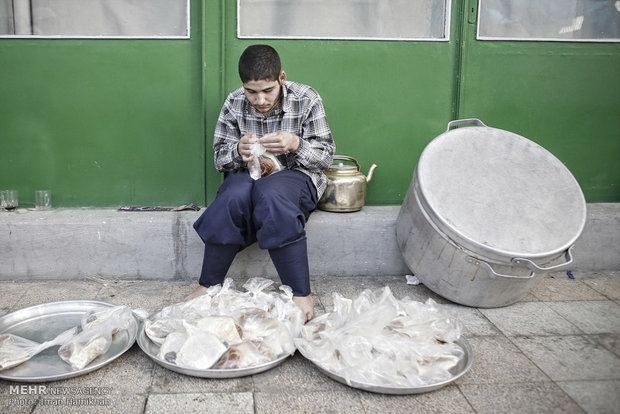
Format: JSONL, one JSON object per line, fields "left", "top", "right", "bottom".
{"left": 136, "top": 322, "right": 289, "bottom": 378}
{"left": 0, "top": 300, "right": 139, "bottom": 382}
{"left": 297, "top": 315, "right": 474, "bottom": 394}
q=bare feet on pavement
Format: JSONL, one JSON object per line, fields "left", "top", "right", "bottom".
{"left": 293, "top": 295, "right": 314, "bottom": 322}
{"left": 183, "top": 285, "right": 208, "bottom": 302}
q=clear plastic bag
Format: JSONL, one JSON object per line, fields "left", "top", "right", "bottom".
{"left": 294, "top": 287, "right": 465, "bottom": 388}
{"left": 145, "top": 277, "right": 305, "bottom": 369}
{"left": 81, "top": 305, "right": 147, "bottom": 330}
{"left": 59, "top": 306, "right": 134, "bottom": 370}
{"left": 213, "top": 341, "right": 270, "bottom": 369}
{"left": 157, "top": 331, "right": 187, "bottom": 364}
{"left": 249, "top": 142, "right": 283, "bottom": 180}
{"left": 174, "top": 321, "right": 227, "bottom": 370}
{"left": 0, "top": 327, "right": 77, "bottom": 371}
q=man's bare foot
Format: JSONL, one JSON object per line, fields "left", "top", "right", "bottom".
{"left": 182, "top": 285, "right": 208, "bottom": 302}
{"left": 292, "top": 295, "right": 314, "bottom": 322}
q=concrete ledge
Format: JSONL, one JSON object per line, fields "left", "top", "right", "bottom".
{"left": 0, "top": 204, "right": 618, "bottom": 281}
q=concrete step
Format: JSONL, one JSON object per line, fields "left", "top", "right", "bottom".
{"left": 0, "top": 204, "right": 618, "bottom": 281}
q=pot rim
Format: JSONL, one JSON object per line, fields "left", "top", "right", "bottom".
{"left": 413, "top": 123, "right": 587, "bottom": 263}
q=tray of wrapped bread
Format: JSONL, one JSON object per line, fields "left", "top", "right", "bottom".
{"left": 137, "top": 278, "right": 305, "bottom": 378}
{"left": 294, "top": 287, "right": 473, "bottom": 394}
{"left": 0, "top": 301, "right": 139, "bottom": 382}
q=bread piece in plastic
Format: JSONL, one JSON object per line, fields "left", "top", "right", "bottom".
{"left": 0, "top": 327, "right": 77, "bottom": 371}
{"left": 59, "top": 306, "right": 134, "bottom": 370}
{"left": 144, "top": 277, "right": 305, "bottom": 370}
{"left": 249, "top": 142, "right": 283, "bottom": 180}
{"left": 294, "top": 287, "right": 465, "bottom": 388}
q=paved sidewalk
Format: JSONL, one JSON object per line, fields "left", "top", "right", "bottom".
{"left": 0, "top": 270, "right": 619, "bottom": 414}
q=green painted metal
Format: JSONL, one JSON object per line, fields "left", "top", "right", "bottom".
{"left": 0, "top": 2, "right": 205, "bottom": 208}
{"left": 456, "top": 7, "right": 620, "bottom": 202}
{"left": 1, "top": 0, "right": 618, "bottom": 208}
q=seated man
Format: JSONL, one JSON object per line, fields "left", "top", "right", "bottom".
{"left": 184, "top": 45, "right": 335, "bottom": 322}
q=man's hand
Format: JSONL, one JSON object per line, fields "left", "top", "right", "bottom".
{"left": 238, "top": 132, "right": 258, "bottom": 162}
{"left": 260, "top": 131, "right": 301, "bottom": 154}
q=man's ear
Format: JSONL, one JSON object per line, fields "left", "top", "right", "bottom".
{"left": 279, "top": 71, "right": 287, "bottom": 85}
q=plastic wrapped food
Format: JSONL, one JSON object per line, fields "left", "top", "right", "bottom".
{"left": 295, "top": 287, "right": 464, "bottom": 388}
{"left": 157, "top": 331, "right": 187, "bottom": 364}
{"left": 144, "top": 318, "right": 185, "bottom": 346}
{"left": 249, "top": 142, "right": 283, "bottom": 180}
{"left": 82, "top": 306, "right": 147, "bottom": 331}
{"left": 175, "top": 322, "right": 227, "bottom": 370}
{"left": 195, "top": 316, "right": 242, "bottom": 346}
{"left": 213, "top": 342, "right": 271, "bottom": 369}
{"left": 145, "top": 277, "right": 304, "bottom": 370}
{"left": 0, "top": 327, "right": 77, "bottom": 371}
{"left": 59, "top": 306, "right": 134, "bottom": 370}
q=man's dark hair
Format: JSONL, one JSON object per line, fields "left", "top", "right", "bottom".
{"left": 238, "top": 45, "right": 281, "bottom": 82}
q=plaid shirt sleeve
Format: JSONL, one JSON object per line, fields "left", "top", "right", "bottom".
{"left": 213, "top": 93, "right": 245, "bottom": 172}
{"left": 293, "top": 94, "right": 335, "bottom": 174}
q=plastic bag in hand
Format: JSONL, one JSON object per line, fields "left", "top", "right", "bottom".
{"left": 249, "top": 142, "right": 283, "bottom": 180}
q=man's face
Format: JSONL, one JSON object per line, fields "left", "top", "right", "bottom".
{"left": 243, "top": 73, "right": 284, "bottom": 115}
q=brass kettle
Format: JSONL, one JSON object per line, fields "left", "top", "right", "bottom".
{"left": 318, "top": 155, "right": 377, "bottom": 212}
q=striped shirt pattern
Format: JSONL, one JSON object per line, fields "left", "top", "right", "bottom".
{"left": 213, "top": 81, "right": 335, "bottom": 198}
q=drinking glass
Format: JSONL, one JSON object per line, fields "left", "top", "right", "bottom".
{"left": 35, "top": 190, "right": 52, "bottom": 210}
{"left": 0, "top": 190, "right": 18, "bottom": 211}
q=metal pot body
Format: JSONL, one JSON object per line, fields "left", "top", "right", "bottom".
{"left": 396, "top": 119, "right": 586, "bottom": 308}
{"left": 319, "top": 156, "right": 375, "bottom": 212}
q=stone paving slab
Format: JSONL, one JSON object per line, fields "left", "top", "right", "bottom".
{"left": 545, "top": 301, "right": 620, "bottom": 335}
{"left": 557, "top": 380, "right": 620, "bottom": 414}
{"left": 510, "top": 335, "right": 620, "bottom": 382}
{"left": 459, "top": 382, "right": 585, "bottom": 414}
{"left": 479, "top": 302, "right": 584, "bottom": 337}
{"left": 145, "top": 392, "right": 254, "bottom": 414}
{"left": 580, "top": 271, "right": 620, "bottom": 300}
{"left": 0, "top": 271, "right": 619, "bottom": 413}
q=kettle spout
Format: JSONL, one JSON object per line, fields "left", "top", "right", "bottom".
{"left": 366, "top": 164, "right": 377, "bottom": 182}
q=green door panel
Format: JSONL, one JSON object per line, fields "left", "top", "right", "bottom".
{"left": 0, "top": 2, "right": 205, "bottom": 208}
{"left": 457, "top": 10, "right": 620, "bottom": 202}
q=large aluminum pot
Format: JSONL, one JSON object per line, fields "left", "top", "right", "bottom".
{"left": 396, "top": 119, "right": 586, "bottom": 308}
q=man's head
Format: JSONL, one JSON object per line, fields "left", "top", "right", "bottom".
{"left": 239, "top": 45, "right": 286, "bottom": 115}
{"left": 239, "top": 44, "right": 281, "bottom": 82}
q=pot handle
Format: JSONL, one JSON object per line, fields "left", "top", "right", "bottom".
{"left": 466, "top": 256, "right": 536, "bottom": 279}
{"left": 466, "top": 246, "right": 575, "bottom": 280}
{"left": 446, "top": 118, "right": 487, "bottom": 132}
{"left": 512, "top": 246, "right": 575, "bottom": 273}
{"left": 332, "top": 155, "right": 360, "bottom": 171}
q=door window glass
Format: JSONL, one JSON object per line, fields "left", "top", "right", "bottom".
{"left": 0, "top": 0, "right": 189, "bottom": 38}
{"left": 478, "top": 0, "right": 620, "bottom": 41}
{"left": 238, "top": 0, "right": 450, "bottom": 41}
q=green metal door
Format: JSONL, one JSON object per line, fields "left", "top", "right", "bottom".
{"left": 456, "top": 0, "right": 620, "bottom": 202}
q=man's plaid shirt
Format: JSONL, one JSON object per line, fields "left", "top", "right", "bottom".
{"left": 213, "top": 81, "right": 335, "bottom": 198}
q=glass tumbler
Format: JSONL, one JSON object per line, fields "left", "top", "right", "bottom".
{"left": 35, "top": 190, "right": 52, "bottom": 210}
{"left": 0, "top": 190, "right": 18, "bottom": 211}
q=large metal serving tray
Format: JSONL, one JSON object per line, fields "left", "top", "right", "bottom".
{"left": 136, "top": 321, "right": 289, "bottom": 378}
{"left": 0, "top": 300, "right": 139, "bottom": 382}
{"left": 297, "top": 314, "right": 474, "bottom": 394}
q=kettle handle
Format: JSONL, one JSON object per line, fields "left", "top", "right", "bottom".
{"left": 332, "top": 155, "right": 360, "bottom": 171}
